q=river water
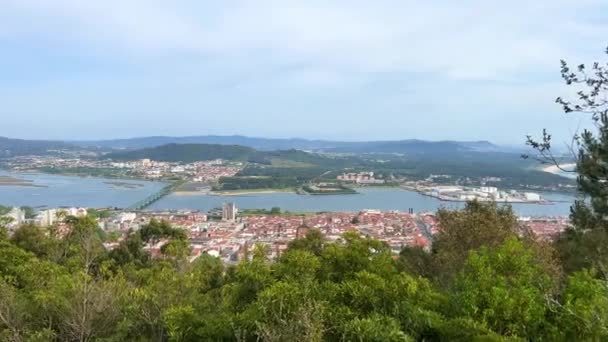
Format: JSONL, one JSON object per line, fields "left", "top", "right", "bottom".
{"left": 0, "top": 170, "right": 166, "bottom": 208}
{"left": 0, "top": 170, "right": 576, "bottom": 216}
{"left": 150, "top": 188, "right": 576, "bottom": 217}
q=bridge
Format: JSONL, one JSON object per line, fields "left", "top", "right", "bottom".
{"left": 126, "top": 180, "right": 185, "bottom": 211}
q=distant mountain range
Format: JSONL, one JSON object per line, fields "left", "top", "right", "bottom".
{"left": 105, "top": 143, "right": 363, "bottom": 169}
{"left": 69, "top": 135, "right": 516, "bottom": 154}
{"left": 0, "top": 135, "right": 524, "bottom": 157}
{"left": 0, "top": 137, "right": 77, "bottom": 157}
{"left": 106, "top": 143, "right": 258, "bottom": 163}
{"left": 104, "top": 142, "right": 570, "bottom": 190}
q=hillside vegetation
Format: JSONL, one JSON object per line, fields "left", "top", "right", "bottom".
{"left": 0, "top": 136, "right": 78, "bottom": 157}
{"left": 1, "top": 203, "right": 607, "bottom": 341}
{"left": 71, "top": 134, "right": 508, "bottom": 153}
{"left": 106, "top": 143, "right": 256, "bottom": 163}
{"left": 105, "top": 143, "right": 574, "bottom": 191}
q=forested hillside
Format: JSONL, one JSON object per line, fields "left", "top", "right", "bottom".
{"left": 105, "top": 143, "right": 574, "bottom": 191}
{"left": 105, "top": 143, "right": 257, "bottom": 163}
{"left": 0, "top": 137, "right": 78, "bottom": 157}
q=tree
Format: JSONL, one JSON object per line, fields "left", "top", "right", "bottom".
{"left": 63, "top": 216, "right": 105, "bottom": 272}
{"left": 320, "top": 231, "right": 396, "bottom": 282}
{"left": 10, "top": 223, "right": 59, "bottom": 259}
{"left": 86, "top": 209, "right": 112, "bottom": 220}
{"left": 341, "top": 314, "right": 412, "bottom": 342}
{"left": 107, "top": 230, "right": 150, "bottom": 268}
{"left": 555, "top": 52, "right": 608, "bottom": 229}
{"left": 397, "top": 245, "right": 435, "bottom": 278}
{"left": 449, "top": 238, "right": 554, "bottom": 338}
{"left": 527, "top": 46, "right": 608, "bottom": 276}
{"left": 139, "top": 219, "right": 187, "bottom": 246}
{"left": 288, "top": 228, "right": 325, "bottom": 256}
{"left": 55, "top": 273, "right": 126, "bottom": 341}
{"left": 0, "top": 217, "right": 13, "bottom": 241}
{"left": 0, "top": 206, "right": 11, "bottom": 216}
{"left": 557, "top": 269, "right": 608, "bottom": 340}
{"left": 554, "top": 227, "right": 608, "bottom": 275}
{"left": 250, "top": 281, "right": 325, "bottom": 342}
{"left": 161, "top": 238, "right": 192, "bottom": 272}
{"left": 273, "top": 249, "right": 321, "bottom": 282}
{"left": 432, "top": 201, "right": 518, "bottom": 285}
{"left": 189, "top": 254, "right": 225, "bottom": 292}
{"left": 120, "top": 263, "right": 191, "bottom": 341}
{"left": 0, "top": 240, "right": 70, "bottom": 341}
{"left": 55, "top": 217, "right": 114, "bottom": 341}
{"left": 0, "top": 279, "right": 32, "bottom": 342}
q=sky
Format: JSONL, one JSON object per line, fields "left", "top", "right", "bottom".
{"left": 1, "top": 0, "right": 607, "bottom": 145}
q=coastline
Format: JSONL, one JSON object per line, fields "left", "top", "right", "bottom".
{"left": 172, "top": 190, "right": 211, "bottom": 196}
{"left": 210, "top": 188, "right": 296, "bottom": 196}
{"left": 0, "top": 175, "right": 48, "bottom": 188}
{"left": 421, "top": 193, "right": 551, "bottom": 205}
{"left": 542, "top": 163, "right": 576, "bottom": 175}
{"left": 170, "top": 188, "right": 297, "bottom": 196}
{"left": 1, "top": 167, "right": 167, "bottom": 184}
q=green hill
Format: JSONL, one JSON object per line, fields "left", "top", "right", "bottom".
{"left": 105, "top": 143, "right": 257, "bottom": 163}
{"left": 105, "top": 143, "right": 355, "bottom": 168}
{"left": 0, "top": 136, "right": 79, "bottom": 157}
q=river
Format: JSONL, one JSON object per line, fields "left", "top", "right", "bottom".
{"left": 150, "top": 188, "right": 575, "bottom": 217}
{"left": 0, "top": 170, "right": 166, "bottom": 208}
{"left": 0, "top": 170, "right": 576, "bottom": 216}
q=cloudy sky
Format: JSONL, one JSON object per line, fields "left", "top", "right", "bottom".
{"left": 1, "top": 0, "right": 607, "bottom": 144}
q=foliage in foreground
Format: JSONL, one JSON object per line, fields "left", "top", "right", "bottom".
{"left": 0, "top": 203, "right": 607, "bottom": 341}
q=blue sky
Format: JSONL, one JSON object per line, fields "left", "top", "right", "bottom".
{"left": 0, "top": 0, "right": 607, "bottom": 145}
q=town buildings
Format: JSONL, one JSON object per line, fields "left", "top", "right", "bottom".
{"left": 337, "top": 172, "right": 385, "bottom": 184}
{"left": 1, "top": 202, "right": 571, "bottom": 264}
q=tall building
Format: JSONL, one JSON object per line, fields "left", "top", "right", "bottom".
{"left": 222, "top": 202, "right": 237, "bottom": 221}
{"left": 35, "top": 209, "right": 57, "bottom": 226}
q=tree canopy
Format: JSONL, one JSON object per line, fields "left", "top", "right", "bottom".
{"left": 0, "top": 204, "right": 606, "bottom": 341}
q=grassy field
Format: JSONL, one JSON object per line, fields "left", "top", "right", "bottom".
{"left": 268, "top": 158, "right": 315, "bottom": 168}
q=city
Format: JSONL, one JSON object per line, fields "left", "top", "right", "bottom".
{"left": 1, "top": 1, "right": 607, "bottom": 340}
{"left": 1, "top": 202, "right": 569, "bottom": 264}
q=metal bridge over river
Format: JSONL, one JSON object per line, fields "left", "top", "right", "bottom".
{"left": 126, "top": 180, "right": 185, "bottom": 211}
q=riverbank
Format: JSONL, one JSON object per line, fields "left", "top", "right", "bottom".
{"left": 0, "top": 170, "right": 166, "bottom": 209}
{"left": 173, "top": 190, "right": 211, "bottom": 196}
{"left": 209, "top": 188, "right": 296, "bottom": 196}
{"left": 420, "top": 191, "right": 553, "bottom": 204}
{"left": 542, "top": 163, "right": 576, "bottom": 175}
{"left": 149, "top": 187, "right": 575, "bottom": 217}
{"left": 0, "top": 175, "right": 47, "bottom": 187}
{"left": 3, "top": 167, "right": 169, "bottom": 184}
{"left": 104, "top": 181, "right": 145, "bottom": 189}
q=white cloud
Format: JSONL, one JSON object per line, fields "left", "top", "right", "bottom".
{"left": 2, "top": 0, "right": 607, "bottom": 82}
{"left": 1, "top": 0, "right": 607, "bottom": 142}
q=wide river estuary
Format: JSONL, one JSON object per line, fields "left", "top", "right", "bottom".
{"left": 0, "top": 170, "right": 575, "bottom": 216}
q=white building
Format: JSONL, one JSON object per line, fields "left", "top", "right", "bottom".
{"left": 35, "top": 209, "right": 57, "bottom": 226}
{"left": 117, "top": 212, "right": 137, "bottom": 223}
{"left": 480, "top": 186, "right": 498, "bottom": 194}
{"left": 459, "top": 194, "right": 478, "bottom": 201}
{"left": 337, "top": 172, "right": 384, "bottom": 184}
{"left": 4, "top": 207, "right": 25, "bottom": 227}
{"left": 170, "top": 166, "right": 185, "bottom": 173}
{"left": 524, "top": 193, "right": 541, "bottom": 202}
{"left": 64, "top": 207, "right": 88, "bottom": 217}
